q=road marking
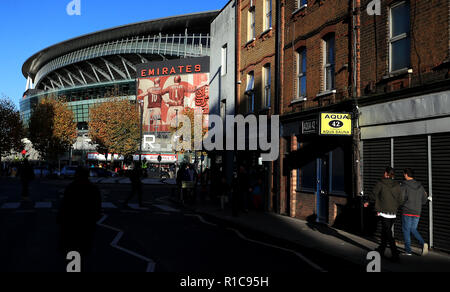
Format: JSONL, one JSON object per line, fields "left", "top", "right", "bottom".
{"left": 153, "top": 204, "right": 179, "bottom": 213}
{"left": 35, "top": 202, "right": 52, "bottom": 209}
{"left": 1, "top": 203, "right": 21, "bottom": 209}
{"left": 184, "top": 214, "right": 218, "bottom": 227}
{"left": 97, "top": 215, "right": 156, "bottom": 272}
{"left": 101, "top": 202, "right": 118, "bottom": 209}
{"left": 127, "top": 204, "right": 149, "bottom": 210}
{"left": 227, "top": 227, "right": 327, "bottom": 272}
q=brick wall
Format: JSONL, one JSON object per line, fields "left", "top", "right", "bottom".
{"left": 237, "top": 0, "right": 277, "bottom": 115}
{"left": 360, "top": 0, "right": 449, "bottom": 96}
{"left": 281, "top": 0, "right": 352, "bottom": 116}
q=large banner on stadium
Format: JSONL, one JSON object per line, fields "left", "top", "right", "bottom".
{"left": 136, "top": 57, "right": 210, "bottom": 137}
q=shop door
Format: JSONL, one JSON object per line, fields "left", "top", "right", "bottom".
{"left": 316, "top": 156, "right": 329, "bottom": 224}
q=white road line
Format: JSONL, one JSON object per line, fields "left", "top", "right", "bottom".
{"left": 97, "top": 215, "right": 156, "bottom": 272}
{"left": 101, "top": 202, "right": 118, "bottom": 209}
{"left": 1, "top": 202, "right": 21, "bottom": 209}
{"left": 184, "top": 214, "right": 218, "bottom": 227}
{"left": 127, "top": 204, "right": 149, "bottom": 211}
{"left": 227, "top": 228, "right": 327, "bottom": 272}
{"left": 153, "top": 204, "right": 179, "bottom": 213}
{"left": 35, "top": 202, "right": 52, "bottom": 209}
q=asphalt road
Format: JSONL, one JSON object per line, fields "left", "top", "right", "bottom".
{"left": 0, "top": 177, "right": 359, "bottom": 272}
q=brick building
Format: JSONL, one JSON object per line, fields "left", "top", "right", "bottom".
{"left": 358, "top": 0, "right": 450, "bottom": 252}
{"left": 279, "top": 0, "right": 357, "bottom": 225}
{"left": 236, "top": 0, "right": 279, "bottom": 212}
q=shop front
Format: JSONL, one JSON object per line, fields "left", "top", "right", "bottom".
{"left": 360, "top": 90, "right": 450, "bottom": 252}
{"left": 282, "top": 109, "right": 355, "bottom": 226}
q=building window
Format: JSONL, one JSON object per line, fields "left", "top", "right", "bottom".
{"left": 248, "top": 8, "right": 256, "bottom": 41}
{"left": 329, "top": 147, "right": 346, "bottom": 195}
{"left": 389, "top": 1, "right": 411, "bottom": 72}
{"left": 296, "top": 48, "right": 307, "bottom": 99}
{"left": 323, "top": 34, "right": 335, "bottom": 91}
{"left": 264, "top": 0, "right": 272, "bottom": 31}
{"left": 221, "top": 44, "right": 228, "bottom": 76}
{"left": 263, "top": 64, "right": 271, "bottom": 108}
{"left": 298, "top": 158, "right": 316, "bottom": 192}
{"left": 246, "top": 71, "right": 255, "bottom": 112}
{"left": 297, "top": 0, "right": 307, "bottom": 9}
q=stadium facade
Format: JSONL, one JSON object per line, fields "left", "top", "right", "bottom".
{"left": 20, "top": 11, "right": 218, "bottom": 163}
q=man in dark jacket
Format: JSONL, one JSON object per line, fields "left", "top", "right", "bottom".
{"left": 124, "top": 164, "right": 144, "bottom": 207}
{"left": 365, "top": 167, "right": 403, "bottom": 261}
{"left": 58, "top": 167, "right": 102, "bottom": 258}
{"left": 401, "top": 168, "right": 429, "bottom": 256}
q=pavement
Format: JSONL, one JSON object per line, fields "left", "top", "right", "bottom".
{"left": 171, "top": 195, "right": 450, "bottom": 273}
{"left": 1, "top": 177, "right": 350, "bottom": 272}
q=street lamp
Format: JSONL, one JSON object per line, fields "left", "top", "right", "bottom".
{"left": 138, "top": 99, "right": 144, "bottom": 165}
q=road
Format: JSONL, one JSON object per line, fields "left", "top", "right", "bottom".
{"left": 0, "top": 177, "right": 359, "bottom": 272}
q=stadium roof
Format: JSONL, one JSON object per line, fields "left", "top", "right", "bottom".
{"left": 22, "top": 10, "right": 219, "bottom": 79}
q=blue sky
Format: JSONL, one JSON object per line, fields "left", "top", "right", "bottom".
{"left": 0, "top": 0, "right": 228, "bottom": 107}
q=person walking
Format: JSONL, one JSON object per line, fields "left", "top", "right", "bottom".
{"left": 57, "top": 167, "right": 102, "bottom": 270}
{"left": 400, "top": 168, "right": 430, "bottom": 256}
{"left": 124, "top": 163, "right": 144, "bottom": 207}
{"left": 364, "top": 167, "right": 403, "bottom": 261}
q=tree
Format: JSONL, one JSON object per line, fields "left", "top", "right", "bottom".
{"left": 0, "top": 97, "right": 25, "bottom": 166}
{"left": 88, "top": 97, "right": 140, "bottom": 158}
{"left": 28, "top": 97, "right": 77, "bottom": 163}
{"left": 169, "top": 107, "right": 208, "bottom": 156}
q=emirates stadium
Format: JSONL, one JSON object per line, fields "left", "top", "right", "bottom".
{"left": 20, "top": 11, "right": 217, "bottom": 164}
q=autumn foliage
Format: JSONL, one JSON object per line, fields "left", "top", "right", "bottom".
{"left": 28, "top": 97, "right": 77, "bottom": 162}
{"left": 88, "top": 97, "right": 140, "bottom": 157}
{"left": 0, "top": 97, "right": 25, "bottom": 161}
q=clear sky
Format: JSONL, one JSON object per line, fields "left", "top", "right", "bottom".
{"left": 0, "top": 0, "right": 228, "bottom": 108}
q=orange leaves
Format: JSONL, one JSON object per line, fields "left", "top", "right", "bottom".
{"left": 28, "top": 97, "right": 77, "bottom": 161}
{"left": 88, "top": 97, "right": 140, "bottom": 156}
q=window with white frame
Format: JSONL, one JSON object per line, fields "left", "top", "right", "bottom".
{"left": 263, "top": 64, "right": 271, "bottom": 108}
{"left": 297, "top": 0, "right": 307, "bottom": 9}
{"left": 264, "top": 0, "right": 272, "bottom": 31}
{"left": 248, "top": 8, "right": 256, "bottom": 41}
{"left": 221, "top": 44, "right": 228, "bottom": 76}
{"left": 323, "top": 34, "right": 335, "bottom": 91}
{"left": 296, "top": 48, "right": 307, "bottom": 98}
{"left": 246, "top": 71, "right": 255, "bottom": 112}
{"left": 389, "top": 1, "right": 411, "bottom": 72}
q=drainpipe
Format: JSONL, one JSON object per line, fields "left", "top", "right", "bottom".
{"left": 353, "top": 0, "right": 364, "bottom": 232}
{"left": 274, "top": 0, "right": 282, "bottom": 214}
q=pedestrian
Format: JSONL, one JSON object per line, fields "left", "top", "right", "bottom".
{"left": 18, "top": 159, "right": 35, "bottom": 202}
{"left": 400, "top": 168, "right": 430, "bottom": 256}
{"left": 124, "top": 163, "right": 144, "bottom": 207}
{"left": 251, "top": 178, "right": 263, "bottom": 211}
{"left": 232, "top": 166, "right": 250, "bottom": 217}
{"left": 364, "top": 167, "right": 403, "bottom": 261}
{"left": 57, "top": 167, "right": 102, "bottom": 270}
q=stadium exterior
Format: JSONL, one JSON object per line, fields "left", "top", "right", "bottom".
{"left": 20, "top": 11, "right": 218, "bottom": 164}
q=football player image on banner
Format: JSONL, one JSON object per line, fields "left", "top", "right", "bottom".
{"left": 137, "top": 62, "right": 210, "bottom": 133}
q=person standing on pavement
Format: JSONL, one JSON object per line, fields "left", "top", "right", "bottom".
{"left": 364, "top": 167, "right": 403, "bottom": 261}
{"left": 124, "top": 163, "right": 144, "bottom": 207}
{"left": 57, "top": 167, "right": 102, "bottom": 265}
{"left": 400, "top": 168, "right": 430, "bottom": 256}
{"left": 233, "top": 166, "right": 250, "bottom": 217}
{"left": 18, "top": 159, "right": 35, "bottom": 202}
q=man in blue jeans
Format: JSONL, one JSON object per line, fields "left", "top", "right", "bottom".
{"left": 401, "top": 168, "right": 430, "bottom": 256}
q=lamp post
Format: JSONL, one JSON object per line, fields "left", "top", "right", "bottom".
{"left": 138, "top": 99, "right": 144, "bottom": 165}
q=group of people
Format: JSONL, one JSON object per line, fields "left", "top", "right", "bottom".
{"left": 176, "top": 164, "right": 198, "bottom": 204}
{"left": 365, "top": 167, "right": 431, "bottom": 261}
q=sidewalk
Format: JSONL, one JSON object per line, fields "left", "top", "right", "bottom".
{"left": 89, "top": 177, "right": 176, "bottom": 185}
{"left": 175, "top": 197, "right": 450, "bottom": 272}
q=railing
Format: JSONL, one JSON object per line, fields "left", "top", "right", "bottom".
{"left": 34, "top": 33, "right": 211, "bottom": 86}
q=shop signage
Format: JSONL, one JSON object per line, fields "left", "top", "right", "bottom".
{"left": 320, "top": 113, "right": 353, "bottom": 136}
{"left": 302, "top": 119, "right": 318, "bottom": 134}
